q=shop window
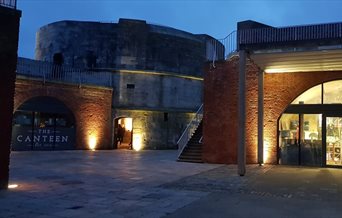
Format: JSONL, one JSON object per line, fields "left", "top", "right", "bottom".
{"left": 324, "top": 80, "right": 342, "bottom": 104}
{"left": 13, "top": 111, "right": 33, "bottom": 126}
{"left": 291, "top": 84, "right": 322, "bottom": 104}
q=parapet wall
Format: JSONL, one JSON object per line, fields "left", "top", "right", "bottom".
{"left": 35, "top": 19, "right": 224, "bottom": 78}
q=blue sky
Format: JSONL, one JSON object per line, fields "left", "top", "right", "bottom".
{"left": 18, "top": 0, "right": 342, "bottom": 58}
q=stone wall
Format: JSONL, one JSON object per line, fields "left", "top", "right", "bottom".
{"left": 35, "top": 19, "right": 219, "bottom": 77}
{"left": 203, "top": 55, "right": 342, "bottom": 164}
{"left": 114, "top": 109, "right": 195, "bottom": 149}
{"left": 112, "top": 72, "right": 203, "bottom": 110}
{"left": 0, "top": 6, "right": 21, "bottom": 189}
{"left": 14, "top": 79, "right": 113, "bottom": 150}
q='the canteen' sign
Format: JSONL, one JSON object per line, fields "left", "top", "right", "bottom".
{"left": 12, "top": 126, "right": 74, "bottom": 150}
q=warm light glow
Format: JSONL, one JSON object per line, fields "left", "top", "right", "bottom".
{"left": 132, "top": 133, "right": 143, "bottom": 151}
{"left": 89, "top": 136, "right": 97, "bottom": 151}
{"left": 118, "top": 118, "right": 133, "bottom": 131}
{"left": 263, "top": 140, "right": 270, "bottom": 163}
{"left": 8, "top": 184, "right": 18, "bottom": 189}
{"left": 124, "top": 118, "right": 133, "bottom": 131}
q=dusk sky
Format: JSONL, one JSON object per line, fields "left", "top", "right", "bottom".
{"left": 18, "top": 0, "right": 342, "bottom": 58}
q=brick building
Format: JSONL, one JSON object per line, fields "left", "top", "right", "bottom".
{"left": 11, "top": 19, "right": 224, "bottom": 152}
{"left": 203, "top": 20, "right": 342, "bottom": 169}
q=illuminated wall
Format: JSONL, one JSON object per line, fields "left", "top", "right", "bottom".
{"left": 203, "top": 56, "right": 342, "bottom": 164}
{"left": 14, "top": 78, "right": 113, "bottom": 150}
{"left": 114, "top": 109, "right": 194, "bottom": 150}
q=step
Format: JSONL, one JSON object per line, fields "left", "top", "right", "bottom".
{"left": 179, "top": 155, "right": 202, "bottom": 160}
{"left": 181, "top": 152, "right": 202, "bottom": 157}
{"left": 177, "top": 159, "right": 203, "bottom": 163}
{"left": 183, "top": 149, "right": 202, "bottom": 153}
{"left": 186, "top": 143, "right": 202, "bottom": 147}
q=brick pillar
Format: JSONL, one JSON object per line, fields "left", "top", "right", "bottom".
{"left": 0, "top": 6, "right": 21, "bottom": 189}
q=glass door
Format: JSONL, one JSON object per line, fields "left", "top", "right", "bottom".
{"left": 300, "top": 114, "right": 322, "bottom": 166}
{"left": 326, "top": 117, "right": 342, "bottom": 166}
{"left": 279, "top": 114, "right": 299, "bottom": 165}
{"left": 279, "top": 113, "right": 322, "bottom": 166}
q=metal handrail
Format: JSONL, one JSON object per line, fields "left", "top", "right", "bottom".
{"left": 206, "top": 31, "right": 237, "bottom": 62}
{"left": 210, "top": 21, "right": 342, "bottom": 62}
{"left": 177, "top": 104, "right": 203, "bottom": 158}
{"left": 16, "top": 57, "right": 112, "bottom": 88}
{"left": 0, "top": 0, "right": 16, "bottom": 9}
{"left": 218, "top": 30, "right": 237, "bottom": 59}
{"left": 239, "top": 22, "right": 342, "bottom": 45}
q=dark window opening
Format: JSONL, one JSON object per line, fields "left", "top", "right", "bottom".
{"left": 127, "top": 84, "right": 135, "bottom": 89}
{"left": 85, "top": 50, "right": 97, "bottom": 69}
{"left": 53, "top": 53, "right": 64, "bottom": 65}
{"left": 164, "top": 112, "right": 168, "bottom": 121}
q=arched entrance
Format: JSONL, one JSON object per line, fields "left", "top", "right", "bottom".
{"left": 12, "top": 96, "right": 75, "bottom": 151}
{"left": 113, "top": 117, "right": 133, "bottom": 150}
{"left": 278, "top": 80, "right": 342, "bottom": 167}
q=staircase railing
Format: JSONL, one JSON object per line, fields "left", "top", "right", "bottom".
{"left": 177, "top": 104, "right": 203, "bottom": 158}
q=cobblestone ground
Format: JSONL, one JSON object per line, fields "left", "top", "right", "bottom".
{"left": 0, "top": 150, "right": 221, "bottom": 218}
{"left": 2, "top": 151, "right": 342, "bottom": 218}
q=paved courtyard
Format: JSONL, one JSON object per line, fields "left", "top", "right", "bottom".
{"left": 1, "top": 150, "right": 342, "bottom": 218}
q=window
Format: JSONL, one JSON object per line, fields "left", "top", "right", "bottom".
{"left": 291, "top": 84, "right": 322, "bottom": 104}
{"left": 127, "top": 84, "right": 135, "bottom": 89}
{"left": 324, "top": 80, "right": 342, "bottom": 104}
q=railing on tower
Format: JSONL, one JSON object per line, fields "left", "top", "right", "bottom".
{"left": 177, "top": 104, "right": 203, "bottom": 158}
{"left": 238, "top": 22, "right": 342, "bottom": 45}
{"left": 16, "top": 57, "right": 112, "bottom": 88}
{"left": 0, "top": 0, "right": 16, "bottom": 9}
{"left": 206, "top": 31, "right": 237, "bottom": 62}
{"left": 218, "top": 30, "right": 237, "bottom": 59}
{"left": 209, "top": 21, "right": 342, "bottom": 62}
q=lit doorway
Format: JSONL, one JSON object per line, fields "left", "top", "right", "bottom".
{"left": 114, "top": 117, "right": 133, "bottom": 149}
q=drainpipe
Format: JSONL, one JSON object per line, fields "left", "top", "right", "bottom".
{"left": 258, "top": 70, "right": 264, "bottom": 165}
{"left": 238, "top": 50, "right": 246, "bottom": 176}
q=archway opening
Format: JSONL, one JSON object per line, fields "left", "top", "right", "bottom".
{"left": 12, "top": 96, "right": 75, "bottom": 151}
{"left": 278, "top": 80, "right": 342, "bottom": 167}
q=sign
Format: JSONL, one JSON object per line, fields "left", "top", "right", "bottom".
{"left": 11, "top": 126, "right": 75, "bottom": 150}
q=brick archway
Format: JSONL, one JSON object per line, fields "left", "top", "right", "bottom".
{"left": 264, "top": 72, "right": 342, "bottom": 163}
{"left": 203, "top": 57, "right": 342, "bottom": 165}
{"left": 14, "top": 78, "right": 113, "bottom": 150}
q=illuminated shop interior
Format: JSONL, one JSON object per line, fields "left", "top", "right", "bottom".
{"left": 279, "top": 80, "right": 342, "bottom": 167}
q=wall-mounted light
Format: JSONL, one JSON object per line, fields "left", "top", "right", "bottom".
{"left": 89, "top": 135, "right": 97, "bottom": 151}
{"left": 132, "top": 132, "right": 143, "bottom": 151}
{"left": 8, "top": 184, "right": 18, "bottom": 189}
{"left": 263, "top": 140, "right": 270, "bottom": 163}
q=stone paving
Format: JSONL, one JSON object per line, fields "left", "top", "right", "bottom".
{"left": 1, "top": 150, "right": 342, "bottom": 218}
{"left": 0, "top": 150, "right": 221, "bottom": 218}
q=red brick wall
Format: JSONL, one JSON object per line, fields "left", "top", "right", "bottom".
{"left": 203, "top": 55, "right": 342, "bottom": 164}
{"left": 14, "top": 79, "right": 113, "bottom": 150}
{"left": 203, "top": 57, "right": 259, "bottom": 164}
{"left": 203, "top": 59, "right": 238, "bottom": 164}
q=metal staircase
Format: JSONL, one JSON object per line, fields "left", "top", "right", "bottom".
{"left": 177, "top": 104, "right": 203, "bottom": 163}
{"left": 178, "top": 121, "right": 203, "bottom": 163}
